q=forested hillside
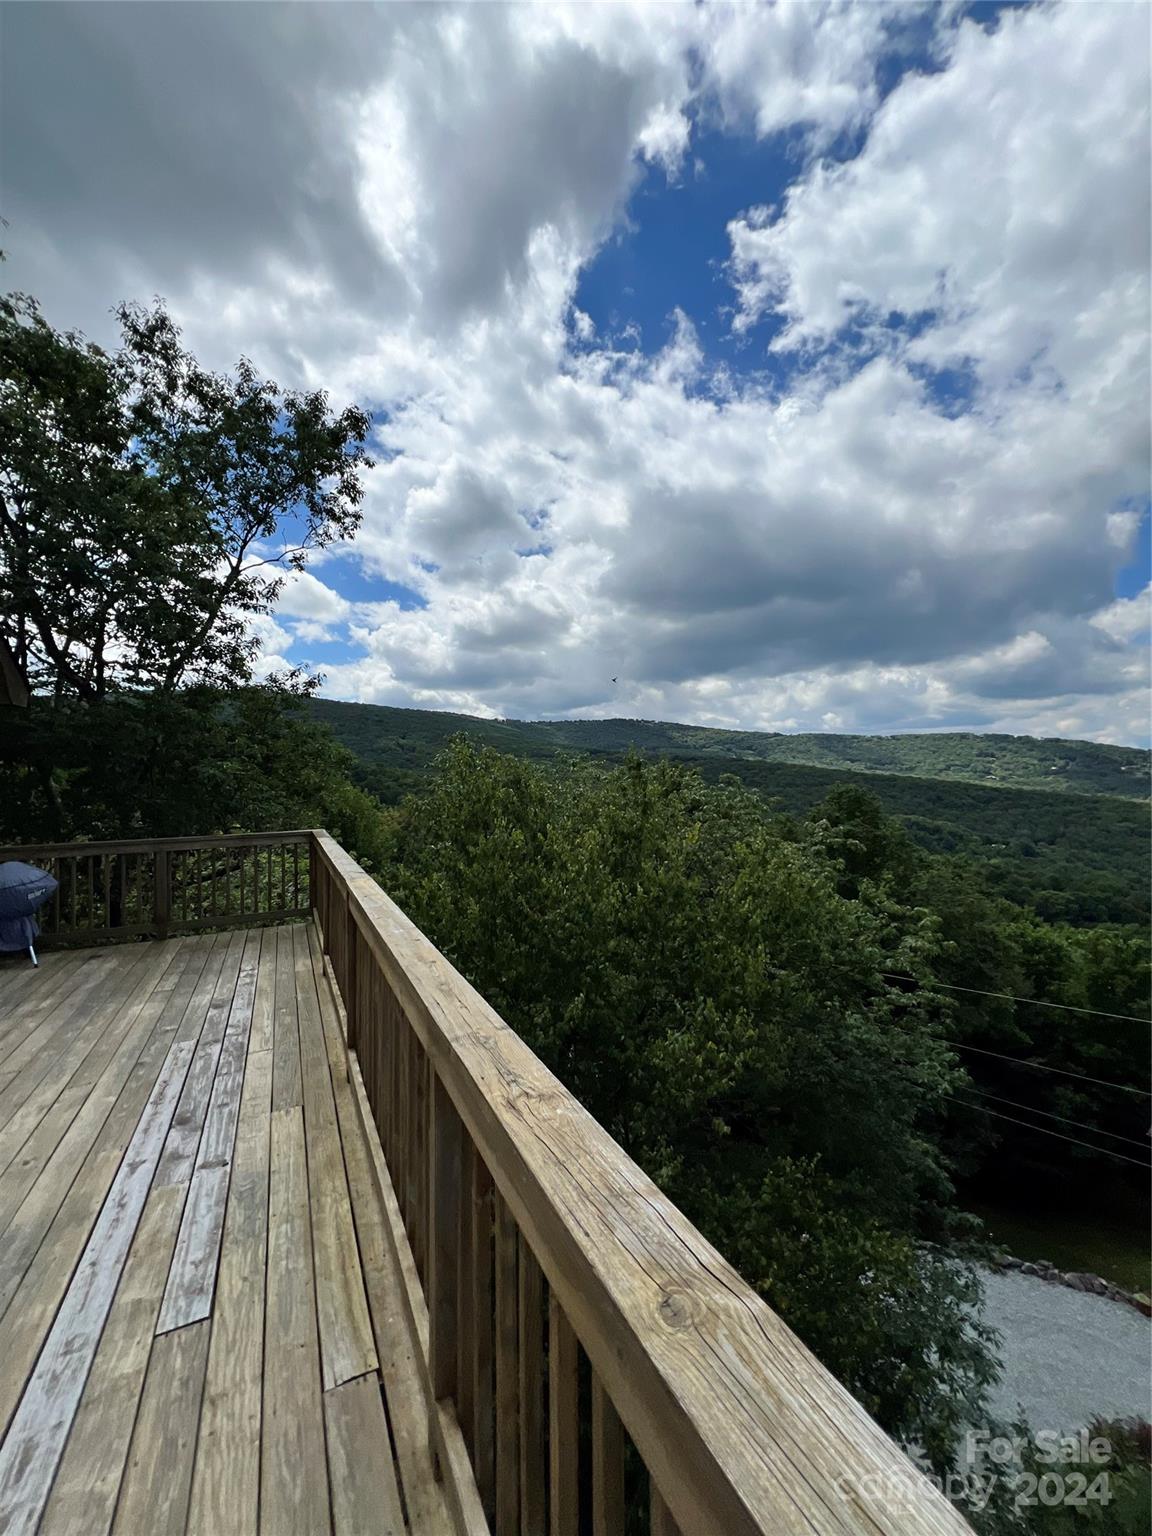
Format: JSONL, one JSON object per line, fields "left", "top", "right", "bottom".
{"left": 310, "top": 698, "right": 1149, "bottom": 797}
{"left": 311, "top": 699, "right": 1151, "bottom": 926}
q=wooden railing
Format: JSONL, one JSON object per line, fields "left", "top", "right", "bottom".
{"left": 311, "top": 830, "right": 973, "bottom": 1536}
{"left": 0, "top": 831, "right": 312, "bottom": 945}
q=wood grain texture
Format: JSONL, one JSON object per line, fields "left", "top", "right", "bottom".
{"left": 260, "top": 1106, "right": 330, "bottom": 1536}
{"left": 313, "top": 830, "right": 975, "bottom": 1536}
{"left": 0, "top": 1020, "right": 200, "bottom": 1536}
{"left": 549, "top": 1296, "right": 580, "bottom": 1536}
{"left": 0, "top": 912, "right": 440, "bottom": 1536}
{"left": 519, "top": 1236, "right": 547, "bottom": 1536}
{"left": 324, "top": 1374, "right": 407, "bottom": 1536}
{"left": 494, "top": 1190, "right": 520, "bottom": 1536}
{"left": 271, "top": 924, "right": 302, "bottom": 1110}
{"left": 295, "top": 922, "right": 377, "bottom": 1390}
{"left": 337, "top": 1049, "right": 455, "bottom": 1535}
{"left": 186, "top": 1046, "right": 272, "bottom": 1536}
{"left": 39, "top": 1185, "right": 187, "bottom": 1536}
{"left": 157, "top": 928, "right": 260, "bottom": 1331}
{"left": 112, "top": 1321, "right": 211, "bottom": 1536}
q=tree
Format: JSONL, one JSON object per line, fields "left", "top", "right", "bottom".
{"left": 0, "top": 288, "right": 370, "bottom": 701}
{"left": 382, "top": 742, "right": 999, "bottom": 1462}
{"left": 0, "top": 285, "right": 377, "bottom": 845}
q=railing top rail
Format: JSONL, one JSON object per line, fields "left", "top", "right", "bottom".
{"left": 0, "top": 830, "right": 315, "bottom": 861}
{"left": 311, "top": 829, "right": 971, "bottom": 1536}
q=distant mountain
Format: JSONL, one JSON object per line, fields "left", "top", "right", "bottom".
{"left": 309, "top": 699, "right": 1149, "bottom": 799}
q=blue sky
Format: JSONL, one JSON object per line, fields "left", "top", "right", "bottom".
{"left": 6, "top": 0, "right": 1150, "bottom": 742}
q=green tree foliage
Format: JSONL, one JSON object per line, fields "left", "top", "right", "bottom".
{"left": 0, "top": 286, "right": 383, "bottom": 860}
{"left": 382, "top": 742, "right": 1000, "bottom": 1463}
{"left": 309, "top": 698, "right": 1152, "bottom": 925}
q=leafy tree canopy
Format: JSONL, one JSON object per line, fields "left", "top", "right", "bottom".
{"left": 0, "top": 285, "right": 379, "bottom": 851}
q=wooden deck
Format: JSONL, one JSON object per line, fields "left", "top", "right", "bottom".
{"left": 0, "top": 922, "right": 451, "bottom": 1536}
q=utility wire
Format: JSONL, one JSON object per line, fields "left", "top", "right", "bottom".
{"left": 890, "top": 1057, "right": 1150, "bottom": 1153}
{"left": 938, "top": 1094, "right": 1151, "bottom": 1169}
{"left": 885, "top": 1011, "right": 1151, "bottom": 1096}
{"left": 880, "top": 973, "right": 1151, "bottom": 1027}
{"left": 940, "top": 1039, "right": 1152, "bottom": 1098}
{"left": 949, "top": 1084, "right": 1150, "bottom": 1151}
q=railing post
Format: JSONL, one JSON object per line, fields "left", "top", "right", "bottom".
{"left": 154, "top": 848, "right": 170, "bottom": 939}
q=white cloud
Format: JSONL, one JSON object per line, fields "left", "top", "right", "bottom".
{"left": 3, "top": 2, "right": 1148, "bottom": 744}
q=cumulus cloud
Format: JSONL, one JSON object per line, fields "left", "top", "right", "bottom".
{"left": 2, "top": 1, "right": 1148, "bottom": 743}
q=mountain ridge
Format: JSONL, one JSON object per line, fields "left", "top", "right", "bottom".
{"left": 309, "top": 699, "right": 1149, "bottom": 800}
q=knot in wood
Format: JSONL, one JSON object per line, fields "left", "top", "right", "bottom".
{"left": 658, "top": 1291, "right": 693, "bottom": 1330}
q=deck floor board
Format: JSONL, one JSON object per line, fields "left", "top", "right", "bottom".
{"left": 0, "top": 922, "right": 441, "bottom": 1536}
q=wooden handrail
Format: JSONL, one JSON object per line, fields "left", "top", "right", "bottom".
{"left": 0, "top": 830, "right": 314, "bottom": 860}
{"left": 310, "top": 829, "right": 973, "bottom": 1536}
{"left": 0, "top": 832, "right": 312, "bottom": 945}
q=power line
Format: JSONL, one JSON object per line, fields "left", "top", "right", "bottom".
{"left": 940, "top": 1039, "right": 1152, "bottom": 1098}
{"left": 956, "top": 1084, "right": 1150, "bottom": 1151}
{"left": 881, "top": 973, "right": 1151, "bottom": 1027}
{"left": 938, "top": 1094, "right": 1151, "bottom": 1169}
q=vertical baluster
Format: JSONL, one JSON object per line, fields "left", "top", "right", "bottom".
{"left": 279, "top": 843, "right": 286, "bottom": 914}
{"left": 293, "top": 843, "right": 300, "bottom": 911}
{"left": 428, "top": 1071, "right": 463, "bottom": 1414}
{"left": 396, "top": 1010, "right": 410, "bottom": 1227}
{"left": 473, "top": 1157, "right": 496, "bottom": 1524}
{"left": 457, "top": 1140, "right": 476, "bottom": 1456}
{"left": 495, "top": 1191, "right": 520, "bottom": 1536}
{"left": 405, "top": 1030, "right": 422, "bottom": 1252}
{"left": 85, "top": 855, "right": 94, "bottom": 935}
{"left": 519, "top": 1237, "right": 547, "bottom": 1535}
{"left": 68, "top": 856, "right": 77, "bottom": 934}
{"left": 413, "top": 1039, "right": 429, "bottom": 1283}
{"left": 591, "top": 1375, "right": 626, "bottom": 1536}
{"left": 549, "top": 1297, "right": 579, "bottom": 1536}
{"left": 103, "top": 853, "right": 111, "bottom": 931}
{"left": 51, "top": 858, "right": 61, "bottom": 936}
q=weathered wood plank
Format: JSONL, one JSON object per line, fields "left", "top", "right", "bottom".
{"left": 0, "top": 953, "right": 121, "bottom": 1100}
{"left": 472, "top": 1155, "right": 496, "bottom": 1524}
{"left": 495, "top": 1189, "right": 520, "bottom": 1536}
{"left": 0, "top": 1020, "right": 201, "bottom": 1536}
{"left": 295, "top": 923, "right": 377, "bottom": 1390}
{"left": 429, "top": 1069, "right": 463, "bottom": 1403}
{"left": 39, "top": 1185, "right": 187, "bottom": 1536}
{"left": 324, "top": 1374, "right": 407, "bottom": 1536}
{"left": 591, "top": 1375, "right": 626, "bottom": 1536}
{"left": 333, "top": 1038, "right": 454, "bottom": 1536}
{"left": 156, "top": 927, "right": 261, "bottom": 1331}
{"left": 0, "top": 943, "right": 193, "bottom": 1236}
{"left": 519, "top": 1236, "right": 547, "bottom": 1536}
{"left": 152, "top": 927, "right": 246, "bottom": 1190}
{"left": 249, "top": 924, "right": 276, "bottom": 1053}
{"left": 549, "top": 1295, "right": 580, "bottom": 1536}
{"left": 261, "top": 1106, "right": 330, "bottom": 1536}
{"left": 186, "top": 1046, "right": 272, "bottom": 1536}
{"left": 0, "top": 945, "right": 171, "bottom": 1148}
{"left": 271, "top": 924, "right": 302, "bottom": 1109}
{"left": 0, "top": 936, "right": 217, "bottom": 1393}
{"left": 111, "top": 1320, "right": 211, "bottom": 1536}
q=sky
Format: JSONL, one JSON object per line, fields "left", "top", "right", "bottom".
{"left": 2, "top": 0, "right": 1149, "bottom": 744}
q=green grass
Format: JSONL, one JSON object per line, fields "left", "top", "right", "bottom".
{"left": 966, "top": 1197, "right": 1151, "bottom": 1294}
